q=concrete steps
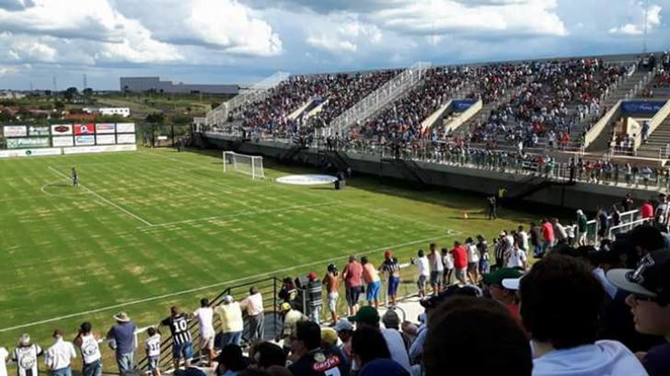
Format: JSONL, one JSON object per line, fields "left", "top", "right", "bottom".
{"left": 637, "top": 117, "right": 670, "bottom": 156}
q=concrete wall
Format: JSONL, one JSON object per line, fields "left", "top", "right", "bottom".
{"left": 202, "top": 133, "right": 658, "bottom": 211}
{"left": 120, "top": 77, "right": 238, "bottom": 95}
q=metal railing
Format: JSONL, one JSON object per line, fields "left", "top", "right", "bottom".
{"left": 327, "top": 62, "right": 432, "bottom": 136}
{"left": 205, "top": 71, "right": 290, "bottom": 126}
{"left": 583, "top": 209, "right": 640, "bottom": 245}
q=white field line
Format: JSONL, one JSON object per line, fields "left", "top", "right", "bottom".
{"left": 145, "top": 201, "right": 340, "bottom": 229}
{"left": 47, "top": 166, "right": 154, "bottom": 227}
{"left": 0, "top": 232, "right": 460, "bottom": 333}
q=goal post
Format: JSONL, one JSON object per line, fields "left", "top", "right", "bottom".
{"left": 223, "top": 151, "right": 265, "bottom": 179}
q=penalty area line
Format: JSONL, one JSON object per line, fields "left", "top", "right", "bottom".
{"left": 47, "top": 166, "right": 154, "bottom": 227}
{"left": 0, "top": 231, "right": 461, "bottom": 333}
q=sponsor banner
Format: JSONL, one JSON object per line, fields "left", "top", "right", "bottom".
{"left": 52, "top": 136, "right": 74, "bottom": 147}
{"left": 3, "top": 125, "right": 27, "bottom": 137}
{"left": 0, "top": 148, "right": 61, "bottom": 158}
{"left": 116, "top": 133, "right": 136, "bottom": 144}
{"left": 74, "top": 135, "right": 95, "bottom": 146}
{"left": 62, "top": 144, "right": 137, "bottom": 155}
{"left": 116, "top": 123, "right": 136, "bottom": 133}
{"left": 95, "top": 134, "right": 116, "bottom": 145}
{"left": 29, "top": 126, "right": 51, "bottom": 136}
{"left": 451, "top": 99, "right": 478, "bottom": 112}
{"left": 51, "top": 124, "right": 73, "bottom": 136}
{"left": 276, "top": 174, "right": 338, "bottom": 186}
{"left": 95, "top": 123, "right": 116, "bottom": 134}
{"left": 621, "top": 101, "right": 666, "bottom": 115}
{"left": 74, "top": 123, "right": 95, "bottom": 135}
{"left": 6, "top": 137, "right": 50, "bottom": 149}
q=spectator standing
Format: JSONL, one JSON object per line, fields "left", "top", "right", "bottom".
{"left": 441, "top": 248, "right": 454, "bottom": 286}
{"left": 144, "top": 327, "right": 162, "bottom": 376}
{"left": 379, "top": 251, "right": 401, "bottom": 306}
{"left": 552, "top": 218, "right": 568, "bottom": 245}
{"left": 514, "top": 255, "right": 648, "bottom": 376}
{"left": 278, "top": 278, "right": 297, "bottom": 305}
{"left": 160, "top": 306, "right": 193, "bottom": 370}
{"left": 598, "top": 207, "right": 610, "bottom": 241}
{"left": 427, "top": 243, "right": 444, "bottom": 295}
{"left": 191, "top": 299, "right": 215, "bottom": 366}
{"left": 517, "top": 226, "right": 530, "bottom": 253}
{"left": 0, "top": 346, "right": 7, "bottom": 376}
{"left": 382, "top": 309, "right": 412, "bottom": 353}
{"left": 214, "top": 296, "right": 244, "bottom": 347}
{"left": 278, "top": 303, "right": 307, "bottom": 354}
{"left": 342, "top": 256, "right": 363, "bottom": 315}
{"left": 608, "top": 249, "right": 670, "bottom": 376}
{"left": 541, "top": 219, "right": 555, "bottom": 256}
{"left": 641, "top": 201, "right": 654, "bottom": 219}
{"left": 410, "top": 250, "right": 430, "bottom": 298}
{"left": 466, "top": 237, "right": 480, "bottom": 283}
{"left": 476, "top": 235, "right": 490, "bottom": 275}
{"left": 622, "top": 193, "right": 634, "bottom": 212}
{"left": 530, "top": 223, "right": 542, "bottom": 258}
{"left": 487, "top": 195, "right": 497, "bottom": 220}
{"left": 577, "top": 210, "right": 588, "bottom": 246}
{"left": 361, "top": 257, "right": 382, "bottom": 308}
{"left": 44, "top": 330, "right": 76, "bottom": 376}
{"left": 333, "top": 320, "right": 354, "bottom": 361}
{"left": 73, "top": 323, "right": 101, "bottom": 376}
{"left": 106, "top": 312, "right": 137, "bottom": 375}
{"left": 306, "top": 272, "right": 323, "bottom": 324}
{"left": 13, "top": 334, "right": 43, "bottom": 376}
{"left": 323, "top": 264, "right": 340, "bottom": 325}
{"left": 505, "top": 241, "right": 528, "bottom": 270}
{"left": 241, "top": 287, "right": 265, "bottom": 342}
{"left": 450, "top": 241, "right": 468, "bottom": 284}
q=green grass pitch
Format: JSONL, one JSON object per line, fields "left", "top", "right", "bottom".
{"left": 0, "top": 148, "right": 532, "bottom": 370}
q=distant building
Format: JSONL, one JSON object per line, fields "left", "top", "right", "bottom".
{"left": 83, "top": 107, "right": 131, "bottom": 117}
{"left": 119, "top": 77, "right": 238, "bottom": 95}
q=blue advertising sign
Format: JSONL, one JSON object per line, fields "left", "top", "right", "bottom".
{"left": 621, "top": 101, "right": 666, "bottom": 115}
{"left": 451, "top": 99, "right": 478, "bottom": 112}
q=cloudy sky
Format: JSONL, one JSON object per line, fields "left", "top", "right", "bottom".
{"left": 0, "top": 0, "right": 668, "bottom": 90}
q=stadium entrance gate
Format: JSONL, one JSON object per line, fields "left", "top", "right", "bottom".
{"left": 137, "top": 277, "right": 283, "bottom": 372}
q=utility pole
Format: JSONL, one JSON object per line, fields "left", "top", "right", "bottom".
{"left": 83, "top": 74, "right": 88, "bottom": 91}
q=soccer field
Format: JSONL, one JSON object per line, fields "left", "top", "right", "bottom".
{"left": 0, "top": 148, "right": 531, "bottom": 357}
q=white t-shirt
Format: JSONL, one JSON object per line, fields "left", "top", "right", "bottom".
{"left": 443, "top": 253, "right": 454, "bottom": 270}
{"left": 380, "top": 329, "right": 411, "bottom": 373}
{"left": 467, "top": 244, "right": 480, "bottom": 263}
{"left": 145, "top": 334, "right": 161, "bottom": 357}
{"left": 518, "top": 231, "right": 530, "bottom": 251}
{"left": 413, "top": 256, "right": 430, "bottom": 277}
{"left": 506, "top": 249, "right": 527, "bottom": 268}
{"left": 0, "top": 347, "right": 8, "bottom": 376}
{"left": 193, "top": 307, "right": 215, "bottom": 336}
{"left": 429, "top": 252, "right": 444, "bottom": 272}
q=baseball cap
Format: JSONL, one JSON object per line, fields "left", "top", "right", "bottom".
{"left": 348, "top": 306, "right": 380, "bottom": 325}
{"left": 482, "top": 268, "right": 523, "bottom": 286}
{"left": 502, "top": 277, "right": 522, "bottom": 290}
{"left": 308, "top": 272, "right": 318, "bottom": 281}
{"left": 607, "top": 249, "right": 670, "bottom": 302}
{"left": 280, "top": 302, "right": 291, "bottom": 312}
{"left": 382, "top": 309, "right": 400, "bottom": 328}
{"left": 384, "top": 250, "right": 393, "bottom": 259}
{"left": 223, "top": 295, "right": 234, "bottom": 304}
{"left": 333, "top": 319, "right": 354, "bottom": 332}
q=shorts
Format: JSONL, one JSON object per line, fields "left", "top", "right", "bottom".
{"left": 172, "top": 341, "right": 193, "bottom": 360}
{"left": 417, "top": 275, "right": 428, "bottom": 290}
{"left": 388, "top": 276, "right": 400, "bottom": 296}
{"left": 147, "top": 356, "right": 160, "bottom": 371}
{"left": 467, "top": 262, "right": 478, "bottom": 272}
{"left": 328, "top": 292, "right": 339, "bottom": 312}
{"left": 200, "top": 332, "right": 214, "bottom": 350}
{"left": 346, "top": 286, "right": 362, "bottom": 307}
{"left": 454, "top": 268, "right": 467, "bottom": 282}
{"left": 429, "top": 271, "right": 443, "bottom": 288}
{"left": 366, "top": 281, "right": 381, "bottom": 301}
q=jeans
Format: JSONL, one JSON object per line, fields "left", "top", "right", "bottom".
{"left": 116, "top": 352, "right": 134, "bottom": 375}
{"left": 249, "top": 314, "right": 265, "bottom": 341}
{"left": 83, "top": 360, "right": 102, "bottom": 376}
{"left": 51, "top": 367, "right": 72, "bottom": 376}
{"left": 310, "top": 307, "right": 321, "bottom": 324}
{"left": 220, "top": 331, "right": 242, "bottom": 348}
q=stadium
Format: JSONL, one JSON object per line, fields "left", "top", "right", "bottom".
{"left": 2, "top": 3, "right": 670, "bottom": 376}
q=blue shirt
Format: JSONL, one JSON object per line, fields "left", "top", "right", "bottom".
{"left": 107, "top": 322, "right": 137, "bottom": 355}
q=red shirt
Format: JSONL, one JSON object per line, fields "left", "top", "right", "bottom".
{"left": 542, "top": 222, "right": 555, "bottom": 242}
{"left": 451, "top": 246, "right": 468, "bottom": 269}
{"left": 641, "top": 203, "right": 654, "bottom": 218}
{"left": 343, "top": 261, "right": 363, "bottom": 288}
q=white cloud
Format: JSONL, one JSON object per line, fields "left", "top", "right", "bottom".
{"left": 609, "top": 3, "right": 662, "bottom": 36}
{"left": 302, "top": 13, "right": 384, "bottom": 55}
{"left": 306, "top": 36, "right": 358, "bottom": 53}
{"left": 0, "top": 66, "right": 18, "bottom": 76}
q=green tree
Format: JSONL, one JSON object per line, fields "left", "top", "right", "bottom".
{"left": 64, "top": 87, "right": 78, "bottom": 102}
{"left": 145, "top": 112, "right": 165, "bottom": 124}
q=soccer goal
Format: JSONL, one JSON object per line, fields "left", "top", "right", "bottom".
{"left": 223, "top": 151, "right": 266, "bottom": 179}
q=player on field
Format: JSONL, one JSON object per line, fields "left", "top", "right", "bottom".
{"left": 145, "top": 327, "right": 162, "bottom": 376}
{"left": 71, "top": 168, "right": 78, "bottom": 186}
{"left": 160, "top": 306, "right": 193, "bottom": 370}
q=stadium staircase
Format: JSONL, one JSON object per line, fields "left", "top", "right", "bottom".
{"left": 636, "top": 115, "right": 670, "bottom": 159}
{"left": 137, "top": 277, "right": 283, "bottom": 373}
{"left": 205, "top": 71, "right": 289, "bottom": 127}
{"left": 279, "top": 144, "right": 307, "bottom": 163}
{"left": 504, "top": 174, "right": 575, "bottom": 205}
{"left": 319, "top": 150, "right": 350, "bottom": 172}
{"left": 326, "top": 62, "right": 431, "bottom": 136}
{"left": 382, "top": 158, "right": 430, "bottom": 188}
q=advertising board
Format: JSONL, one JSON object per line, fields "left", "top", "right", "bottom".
{"left": 6, "top": 137, "right": 50, "bottom": 149}
{"left": 62, "top": 144, "right": 137, "bottom": 155}
{"left": 52, "top": 136, "right": 74, "bottom": 147}
{"left": 74, "top": 123, "right": 95, "bottom": 135}
{"left": 95, "top": 134, "right": 116, "bottom": 145}
{"left": 3, "top": 125, "right": 27, "bottom": 137}
{"left": 74, "top": 135, "right": 95, "bottom": 146}
{"left": 95, "top": 123, "right": 116, "bottom": 134}
{"left": 51, "top": 124, "right": 73, "bottom": 136}
{"left": 116, "top": 134, "right": 136, "bottom": 144}
{"left": 116, "top": 123, "right": 136, "bottom": 133}
{"left": 28, "top": 126, "right": 50, "bottom": 136}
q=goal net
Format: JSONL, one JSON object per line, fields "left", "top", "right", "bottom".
{"left": 223, "top": 151, "right": 265, "bottom": 179}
